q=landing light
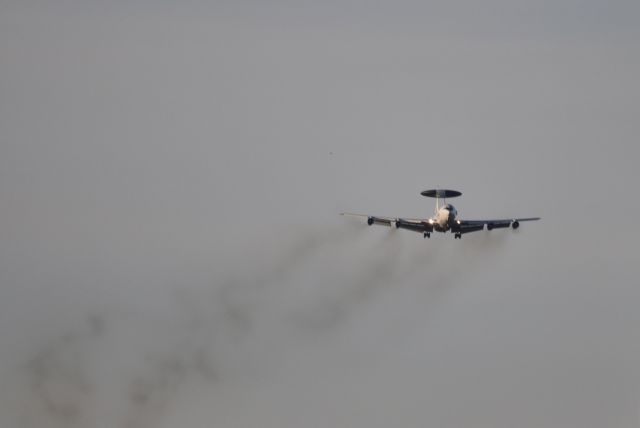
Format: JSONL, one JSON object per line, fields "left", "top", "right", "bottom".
{"left": 457, "top": 220, "right": 461, "bottom": 224}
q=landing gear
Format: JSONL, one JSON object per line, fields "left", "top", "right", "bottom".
{"left": 423, "top": 232, "right": 431, "bottom": 239}
{"left": 454, "top": 232, "right": 461, "bottom": 239}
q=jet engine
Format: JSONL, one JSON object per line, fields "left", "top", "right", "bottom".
{"left": 487, "top": 222, "right": 510, "bottom": 231}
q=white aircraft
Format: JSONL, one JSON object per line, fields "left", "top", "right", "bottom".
{"left": 341, "top": 189, "right": 540, "bottom": 239}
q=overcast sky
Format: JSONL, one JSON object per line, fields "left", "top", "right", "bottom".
{"left": 1, "top": 1, "right": 640, "bottom": 427}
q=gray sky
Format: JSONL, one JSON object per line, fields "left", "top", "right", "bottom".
{"left": 1, "top": 1, "right": 639, "bottom": 427}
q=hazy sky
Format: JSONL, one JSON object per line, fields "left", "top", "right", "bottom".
{"left": 1, "top": 1, "right": 640, "bottom": 427}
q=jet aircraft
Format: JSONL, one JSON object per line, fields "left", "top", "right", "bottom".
{"left": 341, "top": 189, "right": 540, "bottom": 239}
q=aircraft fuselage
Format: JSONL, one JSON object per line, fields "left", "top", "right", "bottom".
{"left": 431, "top": 204, "right": 458, "bottom": 232}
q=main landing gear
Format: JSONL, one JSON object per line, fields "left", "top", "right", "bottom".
{"left": 454, "top": 232, "right": 462, "bottom": 239}
{"left": 423, "top": 232, "right": 431, "bottom": 239}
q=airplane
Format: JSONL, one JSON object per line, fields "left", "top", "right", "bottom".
{"left": 341, "top": 189, "right": 540, "bottom": 239}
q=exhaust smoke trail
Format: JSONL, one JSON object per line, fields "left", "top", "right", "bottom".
{"left": 2, "top": 222, "right": 509, "bottom": 428}
{"left": 3, "top": 221, "right": 503, "bottom": 427}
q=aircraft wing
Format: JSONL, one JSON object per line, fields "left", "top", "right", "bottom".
{"left": 458, "top": 217, "right": 540, "bottom": 232}
{"left": 340, "top": 213, "right": 432, "bottom": 234}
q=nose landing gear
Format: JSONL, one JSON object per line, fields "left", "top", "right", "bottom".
{"left": 423, "top": 232, "right": 431, "bottom": 239}
{"left": 454, "top": 232, "right": 462, "bottom": 239}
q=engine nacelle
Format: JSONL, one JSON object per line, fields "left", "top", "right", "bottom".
{"left": 512, "top": 221, "right": 520, "bottom": 229}
{"left": 487, "top": 222, "right": 510, "bottom": 230}
{"left": 458, "top": 224, "right": 484, "bottom": 235}
{"left": 396, "top": 219, "right": 427, "bottom": 233}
